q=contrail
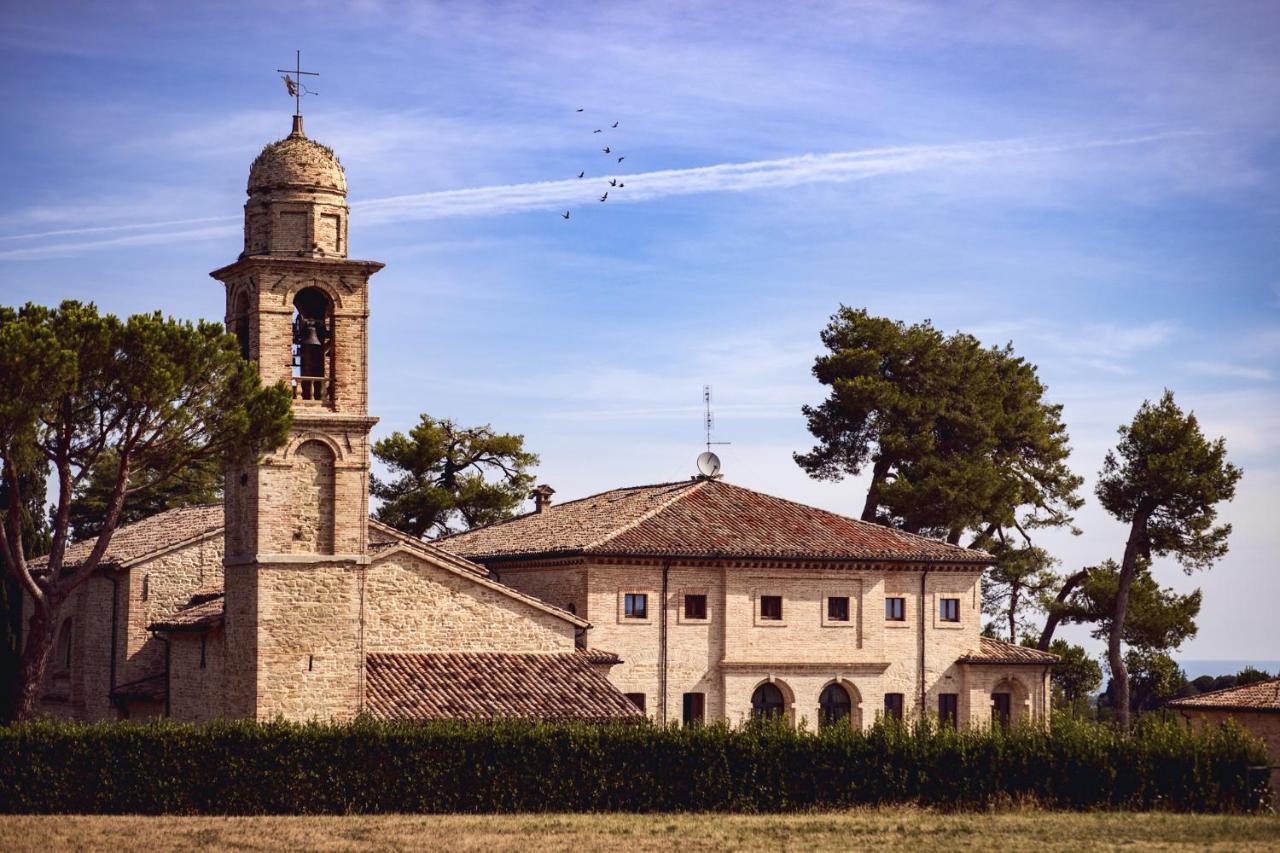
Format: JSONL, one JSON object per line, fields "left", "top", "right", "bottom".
{"left": 0, "top": 132, "right": 1197, "bottom": 261}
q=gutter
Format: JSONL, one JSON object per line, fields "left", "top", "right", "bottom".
{"left": 919, "top": 569, "right": 928, "bottom": 714}
{"left": 106, "top": 573, "right": 119, "bottom": 713}
{"left": 659, "top": 560, "right": 670, "bottom": 726}
{"left": 153, "top": 633, "right": 171, "bottom": 718}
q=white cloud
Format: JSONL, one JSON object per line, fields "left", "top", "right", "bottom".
{"left": 1185, "top": 361, "right": 1273, "bottom": 382}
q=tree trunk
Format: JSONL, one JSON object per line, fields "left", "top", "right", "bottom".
{"left": 1037, "top": 567, "right": 1090, "bottom": 651}
{"left": 1008, "top": 582, "right": 1019, "bottom": 643}
{"left": 1109, "top": 514, "right": 1149, "bottom": 730}
{"left": 860, "top": 457, "right": 892, "bottom": 523}
{"left": 13, "top": 601, "right": 57, "bottom": 722}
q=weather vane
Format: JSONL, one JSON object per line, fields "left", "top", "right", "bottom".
{"left": 277, "top": 49, "right": 319, "bottom": 117}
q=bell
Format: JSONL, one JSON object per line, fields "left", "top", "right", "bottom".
{"left": 299, "top": 320, "right": 322, "bottom": 347}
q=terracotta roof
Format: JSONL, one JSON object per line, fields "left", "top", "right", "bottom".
{"left": 576, "top": 647, "right": 623, "bottom": 665}
{"left": 1167, "top": 678, "right": 1280, "bottom": 713}
{"left": 438, "top": 479, "right": 991, "bottom": 565}
{"left": 149, "top": 589, "right": 225, "bottom": 633}
{"left": 958, "top": 637, "right": 1060, "bottom": 665}
{"left": 32, "top": 504, "right": 223, "bottom": 571}
{"left": 363, "top": 652, "right": 641, "bottom": 722}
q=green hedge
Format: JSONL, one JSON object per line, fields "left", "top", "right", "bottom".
{"left": 0, "top": 715, "right": 1268, "bottom": 814}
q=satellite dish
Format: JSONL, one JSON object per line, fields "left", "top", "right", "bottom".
{"left": 696, "top": 451, "right": 721, "bottom": 478}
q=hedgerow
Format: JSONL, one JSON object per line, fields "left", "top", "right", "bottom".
{"left": 0, "top": 714, "right": 1268, "bottom": 814}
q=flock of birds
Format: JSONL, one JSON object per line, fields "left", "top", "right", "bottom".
{"left": 562, "top": 108, "right": 625, "bottom": 220}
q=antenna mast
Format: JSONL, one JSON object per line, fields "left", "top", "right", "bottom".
{"left": 703, "top": 385, "right": 731, "bottom": 453}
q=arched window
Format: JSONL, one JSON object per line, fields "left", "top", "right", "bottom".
{"left": 290, "top": 440, "right": 336, "bottom": 554}
{"left": 751, "top": 682, "right": 786, "bottom": 719}
{"left": 819, "top": 683, "right": 852, "bottom": 728}
{"left": 231, "top": 290, "right": 251, "bottom": 361}
{"left": 291, "top": 287, "right": 334, "bottom": 403}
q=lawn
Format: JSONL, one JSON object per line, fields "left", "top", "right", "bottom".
{"left": 2, "top": 810, "right": 1278, "bottom": 852}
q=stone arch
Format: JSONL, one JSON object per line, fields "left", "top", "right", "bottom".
{"left": 818, "top": 679, "right": 863, "bottom": 730}
{"left": 283, "top": 431, "right": 346, "bottom": 464}
{"left": 991, "top": 675, "right": 1031, "bottom": 728}
{"left": 290, "top": 439, "right": 336, "bottom": 554}
{"left": 750, "top": 677, "right": 794, "bottom": 725}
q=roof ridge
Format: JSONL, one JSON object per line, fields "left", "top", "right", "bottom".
{"left": 585, "top": 479, "right": 706, "bottom": 551}
{"left": 704, "top": 479, "right": 988, "bottom": 557}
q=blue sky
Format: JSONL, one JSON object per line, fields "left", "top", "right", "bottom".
{"left": 1, "top": 1, "right": 1277, "bottom": 662}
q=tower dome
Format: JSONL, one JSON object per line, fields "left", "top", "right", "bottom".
{"left": 242, "top": 116, "right": 350, "bottom": 258}
{"left": 247, "top": 116, "right": 347, "bottom": 195}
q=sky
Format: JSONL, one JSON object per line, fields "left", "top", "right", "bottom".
{"left": 1, "top": 1, "right": 1277, "bottom": 664}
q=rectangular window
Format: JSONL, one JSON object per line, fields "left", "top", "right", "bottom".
{"left": 624, "top": 593, "right": 648, "bottom": 620}
{"left": 682, "top": 692, "right": 705, "bottom": 726}
{"left": 993, "top": 692, "right": 1012, "bottom": 728}
{"left": 827, "top": 596, "right": 850, "bottom": 622}
{"left": 885, "top": 597, "right": 906, "bottom": 621}
{"left": 884, "top": 692, "right": 905, "bottom": 720}
{"left": 625, "top": 692, "right": 647, "bottom": 713}
{"left": 684, "top": 594, "right": 707, "bottom": 620}
{"left": 938, "top": 693, "right": 958, "bottom": 728}
{"left": 939, "top": 597, "right": 960, "bottom": 622}
{"left": 199, "top": 635, "right": 207, "bottom": 670}
{"left": 759, "top": 595, "right": 783, "bottom": 621}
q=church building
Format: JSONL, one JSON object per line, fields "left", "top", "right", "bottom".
{"left": 33, "top": 113, "right": 1055, "bottom": 728}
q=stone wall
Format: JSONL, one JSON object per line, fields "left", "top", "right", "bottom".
{"left": 167, "top": 628, "right": 226, "bottom": 722}
{"left": 364, "top": 552, "right": 574, "bottom": 655}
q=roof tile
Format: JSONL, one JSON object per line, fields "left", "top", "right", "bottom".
{"left": 440, "top": 479, "right": 990, "bottom": 565}
{"left": 958, "top": 637, "right": 1060, "bottom": 665}
{"left": 364, "top": 652, "right": 641, "bottom": 721}
{"left": 1167, "top": 678, "right": 1280, "bottom": 712}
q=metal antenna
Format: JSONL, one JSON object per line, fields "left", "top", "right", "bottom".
{"left": 276, "top": 49, "right": 319, "bottom": 117}
{"left": 703, "top": 385, "right": 731, "bottom": 453}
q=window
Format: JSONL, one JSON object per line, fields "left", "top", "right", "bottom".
{"left": 827, "top": 596, "right": 850, "bottom": 622}
{"left": 684, "top": 594, "right": 707, "bottom": 620}
{"left": 938, "top": 693, "right": 958, "bottom": 728}
{"left": 992, "top": 692, "right": 1012, "bottom": 729}
{"left": 939, "top": 597, "right": 960, "bottom": 623}
{"left": 751, "top": 683, "right": 786, "bottom": 719}
{"left": 884, "top": 692, "right": 905, "bottom": 720}
{"left": 759, "top": 595, "right": 783, "bottom": 621}
{"left": 199, "top": 635, "right": 207, "bottom": 670}
{"left": 566, "top": 602, "right": 576, "bottom": 616}
{"left": 819, "top": 683, "right": 852, "bottom": 727}
{"left": 291, "top": 287, "right": 334, "bottom": 403}
{"left": 624, "top": 593, "right": 648, "bottom": 619}
{"left": 55, "top": 620, "right": 72, "bottom": 672}
{"left": 683, "top": 692, "right": 705, "bottom": 726}
{"left": 885, "top": 597, "right": 906, "bottom": 621}
{"left": 625, "top": 693, "right": 647, "bottom": 713}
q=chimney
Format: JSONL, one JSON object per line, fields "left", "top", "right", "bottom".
{"left": 530, "top": 484, "right": 556, "bottom": 513}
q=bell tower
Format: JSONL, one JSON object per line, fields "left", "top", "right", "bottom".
{"left": 210, "top": 114, "right": 383, "bottom": 720}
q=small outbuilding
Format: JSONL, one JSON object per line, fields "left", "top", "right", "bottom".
{"left": 1166, "top": 678, "right": 1280, "bottom": 805}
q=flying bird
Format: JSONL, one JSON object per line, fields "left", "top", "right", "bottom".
{"left": 617, "top": 156, "right": 625, "bottom": 162}
{"left": 612, "top": 121, "right": 619, "bottom": 128}
{"left": 599, "top": 192, "right": 608, "bottom": 202}
{"left": 576, "top": 108, "right": 584, "bottom": 112}
{"left": 618, "top": 182, "right": 625, "bottom": 187}
{"left": 602, "top": 146, "right": 611, "bottom": 154}
{"left": 577, "top": 170, "right": 585, "bottom": 178}
{"left": 609, "top": 179, "right": 617, "bottom": 187}
{"left": 593, "top": 129, "right": 602, "bottom": 133}
{"left": 282, "top": 75, "right": 298, "bottom": 97}
{"left": 562, "top": 211, "right": 571, "bottom": 219}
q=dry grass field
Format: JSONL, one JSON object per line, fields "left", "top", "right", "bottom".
{"left": 2, "top": 809, "right": 1278, "bottom": 852}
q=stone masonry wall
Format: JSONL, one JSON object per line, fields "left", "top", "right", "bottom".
{"left": 167, "top": 628, "right": 226, "bottom": 722}
{"left": 364, "top": 552, "right": 574, "bottom": 654}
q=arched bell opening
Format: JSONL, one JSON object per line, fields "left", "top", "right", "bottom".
{"left": 291, "top": 287, "right": 334, "bottom": 405}
{"left": 231, "top": 290, "right": 251, "bottom": 361}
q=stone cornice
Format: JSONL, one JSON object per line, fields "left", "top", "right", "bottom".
{"left": 209, "top": 255, "right": 385, "bottom": 280}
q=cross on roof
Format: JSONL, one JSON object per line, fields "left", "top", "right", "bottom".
{"left": 276, "top": 49, "right": 319, "bottom": 117}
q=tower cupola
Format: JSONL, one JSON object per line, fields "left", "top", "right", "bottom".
{"left": 243, "top": 117, "right": 349, "bottom": 258}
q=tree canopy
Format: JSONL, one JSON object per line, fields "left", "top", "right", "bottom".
{"left": 795, "top": 307, "right": 1082, "bottom": 638}
{"left": 1096, "top": 390, "right": 1240, "bottom": 729}
{"left": 0, "top": 301, "right": 292, "bottom": 720}
{"left": 68, "top": 448, "right": 222, "bottom": 541}
{"left": 371, "top": 414, "right": 538, "bottom": 539}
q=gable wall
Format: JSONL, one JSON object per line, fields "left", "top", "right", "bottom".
{"left": 363, "top": 552, "right": 574, "bottom": 655}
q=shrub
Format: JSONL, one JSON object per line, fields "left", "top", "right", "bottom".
{"left": 0, "top": 714, "right": 1268, "bottom": 814}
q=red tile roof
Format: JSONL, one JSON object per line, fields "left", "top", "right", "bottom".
{"left": 149, "top": 589, "right": 225, "bottom": 633}
{"left": 1167, "top": 678, "right": 1280, "bottom": 713}
{"left": 439, "top": 479, "right": 991, "bottom": 565}
{"left": 32, "top": 504, "right": 223, "bottom": 570}
{"left": 363, "top": 652, "right": 641, "bottom": 722}
{"left": 958, "top": 637, "right": 1060, "bottom": 665}
{"left": 576, "top": 647, "right": 623, "bottom": 665}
